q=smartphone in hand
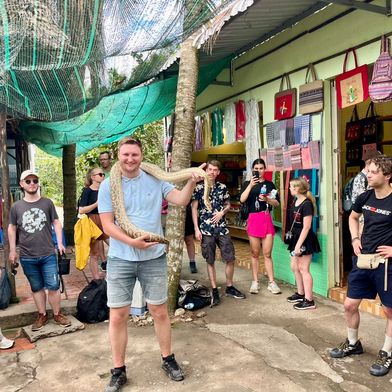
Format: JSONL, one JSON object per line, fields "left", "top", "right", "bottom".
{"left": 252, "top": 170, "right": 259, "bottom": 179}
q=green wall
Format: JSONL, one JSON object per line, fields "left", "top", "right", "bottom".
{"left": 195, "top": 5, "right": 392, "bottom": 297}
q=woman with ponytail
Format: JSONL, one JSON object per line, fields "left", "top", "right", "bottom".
{"left": 286, "top": 177, "right": 320, "bottom": 310}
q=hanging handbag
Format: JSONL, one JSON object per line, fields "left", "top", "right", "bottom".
{"left": 336, "top": 48, "right": 369, "bottom": 109}
{"left": 299, "top": 64, "right": 324, "bottom": 114}
{"left": 360, "top": 102, "right": 380, "bottom": 143}
{"left": 274, "top": 74, "right": 297, "bottom": 120}
{"left": 239, "top": 202, "right": 249, "bottom": 221}
{"left": 345, "top": 106, "right": 361, "bottom": 142}
{"left": 369, "top": 35, "right": 392, "bottom": 103}
{"left": 346, "top": 143, "right": 362, "bottom": 162}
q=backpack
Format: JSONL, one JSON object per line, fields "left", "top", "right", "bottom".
{"left": 0, "top": 267, "right": 11, "bottom": 310}
{"left": 369, "top": 36, "right": 392, "bottom": 102}
{"left": 76, "top": 279, "right": 109, "bottom": 323}
{"left": 342, "top": 172, "right": 367, "bottom": 212}
{"left": 177, "top": 280, "right": 212, "bottom": 310}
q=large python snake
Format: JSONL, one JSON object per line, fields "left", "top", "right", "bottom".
{"left": 110, "top": 161, "right": 212, "bottom": 244}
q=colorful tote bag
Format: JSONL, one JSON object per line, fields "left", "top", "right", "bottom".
{"left": 274, "top": 74, "right": 297, "bottom": 120}
{"left": 369, "top": 35, "right": 392, "bottom": 103}
{"left": 299, "top": 64, "right": 324, "bottom": 114}
{"left": 336, "top": 48, "right": 369, "bottom": 109}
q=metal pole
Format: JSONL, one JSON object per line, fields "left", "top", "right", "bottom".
{"left": 0, "top": 112, "right": 16, "bottom": 299}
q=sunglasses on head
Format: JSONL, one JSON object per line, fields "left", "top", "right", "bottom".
{"left": 93, "top": 172, "right": 105, "bottom": 177}
{"left": 24, "top": 179, "right": 39, "bottom": 184}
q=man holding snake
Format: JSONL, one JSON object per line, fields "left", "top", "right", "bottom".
{"left": 98, "top": 136, "right": 204, "bottom": 392}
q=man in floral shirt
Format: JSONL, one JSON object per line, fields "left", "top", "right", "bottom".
{"left": 191, "top": 160, "right": 246, "bottom": 306}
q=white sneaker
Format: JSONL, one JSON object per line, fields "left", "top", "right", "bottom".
{"left": 249, "top": 281, "right": 260, "bottom": 294}
{"left": 267, "top": 281, "right": 281, "bottom": 294}
{"left": 0, "top": 335, "right": 14, "bottom": 350}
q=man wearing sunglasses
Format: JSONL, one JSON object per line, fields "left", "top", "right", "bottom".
{"left": 8, "top": 170, "right": 71, "bottom": 331}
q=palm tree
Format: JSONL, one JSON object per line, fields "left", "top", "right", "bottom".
{"left": 166, "top": 37, "right": 199, "bottom": 313}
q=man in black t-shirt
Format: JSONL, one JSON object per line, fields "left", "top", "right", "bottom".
{"left": 330, "top": 156, "right": 392, "bottom": 377}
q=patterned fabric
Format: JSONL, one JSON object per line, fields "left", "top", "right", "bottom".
{"left": 192, "top": 181, "right": 230, "bottom": 236}
{"left": 245, "top": 100, "right": 260, "bottom": 177}
{"left": 235, "top": 100, "right": 246, "bottom": 140}
{"left": 351, "top": 169, "right": 368, "bottom": 204}
{"left": 194, "top": 116, "right": 203, "bottom": 151}
{"left": 223, "top": 103, "right": 236, "bottom": 144}
{"left": 201, "top": 112, "right": 212, "bottom": 149}
{"left": 212, "top": 108, "right": 224, "bottom": 146}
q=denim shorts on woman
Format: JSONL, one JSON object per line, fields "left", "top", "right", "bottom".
{"left": 20, "top": 253, "right": 60, "bottom": 292}
{"left": 347, "top": 256, "right": 392, "bottom": 308}
{"left": 106, "top": 254, "right": 167, "bottom": 308}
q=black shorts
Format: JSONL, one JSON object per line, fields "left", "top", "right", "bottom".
{"left": 201, "top": 234, "right": 235, "bottom": 265}
{"left": 184, "top": 207, "right": 195, "bottom": 237}
{"left": 347, "top": 256, "right": 392, "bottom": 307}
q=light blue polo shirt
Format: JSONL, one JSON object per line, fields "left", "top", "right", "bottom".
{"left": 98, "top": 170, "right": 175, "bottom": 261}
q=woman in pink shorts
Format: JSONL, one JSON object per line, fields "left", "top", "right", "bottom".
{"left": 240, "top": 159, "right": 281, "bottom": 295}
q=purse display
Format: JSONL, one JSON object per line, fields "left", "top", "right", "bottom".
{"left": 274, "top": 74, "right": 297, "bottom": 120}
{"left": 346, "top": 143, "right": 362, "bottom": 162}
{"left": 360, "top": 102, "right": 380, "bottom": 143}
{"left": 345, "top": 106, "right": 361, "bottom": 142}
{"left": 369, "top": 35, "right": 392, "bottom": 103}
{"left": 336, "top": 48, "right": 369, "bottom": 109}
{"left": 299, "top": 63, "right": 324, "bottom": 114}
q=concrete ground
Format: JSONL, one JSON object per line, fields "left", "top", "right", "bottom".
{"left": 1, "top": 254, "right": 392, "bottom": 392}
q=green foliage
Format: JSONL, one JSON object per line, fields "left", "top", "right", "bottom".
{"left": 36, "top": 120, "right": 165, "bottom": 205}
{"left": 34, "top": 149, "right": 63, "bottom": 205}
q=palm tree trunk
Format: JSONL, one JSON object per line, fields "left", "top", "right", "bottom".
{"left": 62, "top": 144, "right": 77, "bottom": 245}
{"left": 166, "top": 38, "right": 199, "bottom": 313}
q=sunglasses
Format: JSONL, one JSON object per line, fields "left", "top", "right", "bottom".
{"left": 24, "top": 179, "right": 39, "bottom": 184}
{"left": 93, "top": 173, "right": 105, "bottom": 177}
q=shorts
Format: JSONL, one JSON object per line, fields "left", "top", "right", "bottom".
{"left": 20, "top": 253, "right": 60, "bottom": 292}
{"left": 201, "top": 233, "right": 235, "bottom": 265}
{"left": 247, "top": 211, "right": 275, "bottom": 238}
{"left": 89, "top": 214, "right": 109, "bottom": 241}
{"left": 347, "top": 256, "right": 392, "bottom": 307}
{"left": 106, "top": 254, "right": 167, "bottom": 308}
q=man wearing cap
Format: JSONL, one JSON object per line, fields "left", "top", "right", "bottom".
{"left": 8, "top": 169, "right": 71, "bottom": 331}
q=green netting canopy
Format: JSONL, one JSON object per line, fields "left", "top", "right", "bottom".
{"left": 0, "top": 1, "right": 235, "bottom": 154}
{"left": 20, "top": 56, "right": 231, "bottom": 156}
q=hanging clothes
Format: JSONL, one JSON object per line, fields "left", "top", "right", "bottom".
{"left": 194, "top": 115, "right": 203, "bottom": 151}
{"left": 211, "top": 108, "right": 224, "bottom": 146}
{"left": 201, "top": 112, "right": 212, "bottom": 149}
{"left": 235, "top": 100, "right": 246, "bottom": 140}
{"left": 223, "top": 102, "right": 236, "bottom": 144}
{"left": 245, "top": 100, "right": 260, "bottom": 177}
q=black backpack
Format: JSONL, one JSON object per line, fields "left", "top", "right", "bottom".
{"left": 177, "top": 280, "right": 212, "bottom": 310}
{"left": 0, "top": 267, "right": 11, "bottom": 310}
{"left": 76, "top": 279, "right": 109, "bottom": 323}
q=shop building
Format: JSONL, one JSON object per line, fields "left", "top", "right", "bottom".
{"left": 191, "top": 3, "right": 392, "bottom": 311}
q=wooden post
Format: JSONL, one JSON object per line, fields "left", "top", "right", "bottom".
{"left": 62, "top": 144, "right": 77, "bottom": 245}
{"left": 0, "top": 112, "right": 16, "bottom": 299}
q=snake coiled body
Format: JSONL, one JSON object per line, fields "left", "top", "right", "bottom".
{"left": 110, "top": 161, "right": 211, "bottom": 244}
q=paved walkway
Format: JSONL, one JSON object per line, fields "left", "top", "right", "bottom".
{"left": 1, "top": 247, "right": 392, "bottom": 391}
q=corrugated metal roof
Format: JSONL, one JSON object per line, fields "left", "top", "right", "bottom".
{"left": 197, "top": 0, "right": 328, "bottom": 65}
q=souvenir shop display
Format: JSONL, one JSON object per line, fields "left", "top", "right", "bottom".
{"left": 336, "top": 48, "right": 369, "bottom": 109}
{"left": 299, "top": 63, "right": 324, "bottom": 114}
{"left": 274, "top": 74, "right": 297, "bottom": 120}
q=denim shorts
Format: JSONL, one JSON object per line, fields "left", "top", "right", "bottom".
{"left": 106, "top": 254, "right": 167, "bottom": 308}
{"left": 347, "top": 256, "right": 392, "bottom": 307}
{"left": 20, "top": 253, "right": 59, "bottom": 292}
{"left": 201, "top": 233, "right": 235, "bottom": 265}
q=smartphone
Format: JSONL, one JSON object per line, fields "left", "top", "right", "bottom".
{"left": 252, "top": 170, "right": 259, "bottom": 179}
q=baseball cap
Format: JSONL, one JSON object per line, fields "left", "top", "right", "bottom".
{"left": 20, "top": 169, "right": 39, "bottom": 181}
